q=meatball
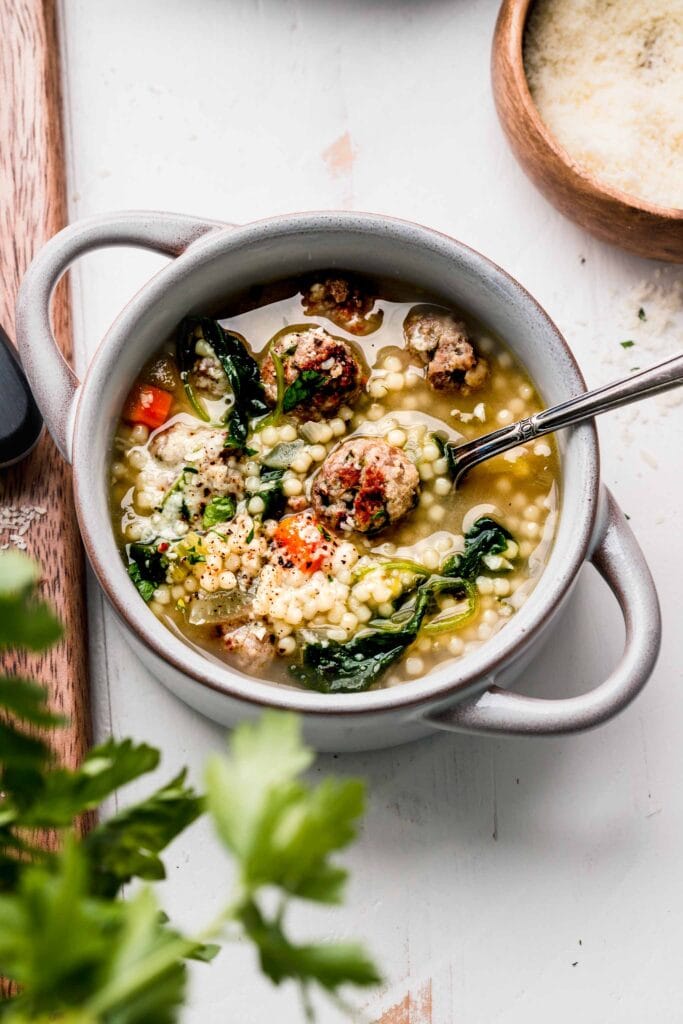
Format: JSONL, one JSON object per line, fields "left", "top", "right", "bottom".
{"left": 221, "top": 622, "right": 274, "bottom": 671}
{"left": 149, "top": 421, "right": 244, "bottom": 523}
{"left": 261, "top": 326, "right": 365, "bottom": 419}
{"left": 312, "top": 437, "right": 420, "bottom": 534}
{"left": 302, "top": 276, "right": 382, "bottom": 335}
{"left": 190, "top": 353, "right": 229, "bottom": 398}
{"left": 403, "top": 305, "right": 489, "bottom": 394}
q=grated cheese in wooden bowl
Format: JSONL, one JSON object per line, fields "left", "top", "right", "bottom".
{"left": 524, "top": 0, "right": 683, "bottom": 210}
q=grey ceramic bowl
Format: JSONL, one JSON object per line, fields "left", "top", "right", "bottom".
{"left": 16, "top": 211, "right": 661, "bottom": 751}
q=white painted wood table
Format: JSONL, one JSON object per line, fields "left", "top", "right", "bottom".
{"left": 58, "top": 2, "right": 682, "bottom": 1020}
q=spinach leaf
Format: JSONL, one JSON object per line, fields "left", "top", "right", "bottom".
{"left": 175, "top": 316, "right": 216, "bottom": 421}
{"left": 127, "top": 543, "right": 168, "bottom": 602}
{"left": 291, "top": 629, "right": 410, "bottom": 693}
{"left": 442, "top": 516, "right": 514, "bottom": 580}
{"left": 210, "top": 324, "right": 268, "bottom": 449}
{"left": 283, "top": 370, "right": 326, "bottom": 413}
{"left": 176, "top": 316, "right": 268, "bottom": 449}
{"left": 202, "top": 495, "right": 236, "bottom": 530}
{"left": 254, "top": 466, "right": 286, "bottom": 521}
{"left": 291, "top": 577, "right": 468, "bottom": 693}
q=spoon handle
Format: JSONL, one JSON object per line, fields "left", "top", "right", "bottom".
{"left": 449, "top": 352, "right": 683, "bottom": 483}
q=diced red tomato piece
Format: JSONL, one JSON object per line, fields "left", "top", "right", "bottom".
{"left": 273, "top": 512, "right": 335, "bottom": 573}
{"left": 123, "top": 384, "right": 173, "bottom": 429}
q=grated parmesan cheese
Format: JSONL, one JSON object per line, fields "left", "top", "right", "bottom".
{"left": 525, "top": 0, "right": 683, "bottom": 209}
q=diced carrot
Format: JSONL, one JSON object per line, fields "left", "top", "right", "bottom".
{"left": 273, "top": 512, "right": 334, "bottom": 573}
{"left": 123, "top": 383, "right": 173, "bottom": 429}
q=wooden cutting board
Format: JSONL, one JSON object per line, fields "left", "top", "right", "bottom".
{"left": 0, "top": 3, "right": 91, "bottom": 776}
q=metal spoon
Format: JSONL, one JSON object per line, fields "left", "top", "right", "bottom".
{"left": 0, "top": 323, "right": 43, "bottom": 468}
{"left": 446, "top": 353, "right": 683, "bottom": 487}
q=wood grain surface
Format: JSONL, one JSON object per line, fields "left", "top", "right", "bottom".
{"left": 0, "top": 3, "right": 90, "bottom": 774}
{"left": 492, "top": 0, "right": 683, "bottom": 262}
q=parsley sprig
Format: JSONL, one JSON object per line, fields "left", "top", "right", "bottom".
{"left": 0, "top": 552, "right": 379, "bottom": 1021}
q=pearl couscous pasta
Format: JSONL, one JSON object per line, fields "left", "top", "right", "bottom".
{"left": 110, "top": 274, "right": 559, "bottom": 692}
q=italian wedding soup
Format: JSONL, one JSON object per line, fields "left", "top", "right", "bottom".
{"left": 110, "top": 275, "right": 559, "bottom": 692}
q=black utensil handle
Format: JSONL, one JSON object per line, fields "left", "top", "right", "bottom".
{"left": 0, "top": 323, "right": 43, "bottom": 468}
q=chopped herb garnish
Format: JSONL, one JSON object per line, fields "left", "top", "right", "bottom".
{"left": 283, "top": 370, "right": 326, "bottom": 413}
{"left": 638, "top": 307, "right": 647, "bottom": 321}
{"left": 246, "top": 527, "right": 255, "bottom": 545}
{"left": 202, "top": 495, "right": 236, "bottom": 530}
{"left": 620, "top": 340, "right": 635, "bottom": 349}
{"left": 127, "top": 543, "right": 169, "bottom": 602}
{"left": 368, "top": 507, "right": 389, "bottom": 534}
{"left": 185, "top": 547, "right": 206, "bottom": 565}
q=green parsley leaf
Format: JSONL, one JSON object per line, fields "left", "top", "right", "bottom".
{"left": 0, "top": 550, "right": 39, "bottom": 595}
{"left": 84, "top": 770, "right": 203, "bottom": 898}
{"left": 205, "top": 714, "right": 380, "bottom": 999}
{"left": 206, "top": 712, "right": 313, "bottom": 865}
{"left": 202, "top": 495, "right": 236, "bottom": 530}
{"left": 240, "top": 900, "right": 381, "bottom": 991}
{"left": 127, "top": 544, "right": 168, "bottom": 603}
{"left": 0, "top": 676, "right": 65, "bottom": 728}
{"left": 206, "top": 714, "right": 365, "bottom": 902}
{"left": 22, "top": 739, "right": 160, "bottom": 828}
{"left": 0, "top": 553, "right": 62, "bottom": 651}
{"left": 620, "top": 340, "right": 635, "bottom": 349}
{"left": 283, "top": 370, "right": 326, "bottom": 413}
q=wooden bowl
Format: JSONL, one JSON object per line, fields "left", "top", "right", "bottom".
{"left": 492, "top": 0, "right": 683, "bottom": 262}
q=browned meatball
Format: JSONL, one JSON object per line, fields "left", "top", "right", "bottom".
{"left": 190, "top": 353, "right": 229, "bottom": 398}
{"left": 302, "top": 277, "right": 383, "bottom": 335}
{"left": 403, "top": 305, "right": 489, "bottom": 394}
{"left": 312, "top": 437, "right": 420, "bottom": 535}
{"left": 261, "top": 326, "right": 365, "bottom": 419}
{"left": 221, "top": 622, "right": 275, "bottom": 671}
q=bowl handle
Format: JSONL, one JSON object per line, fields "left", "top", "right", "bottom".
{"left": 16, "top": 211, "right": 227, "bottom": 462}
{"left": 422, "top": 489, "right": 661, "bottom": 736}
